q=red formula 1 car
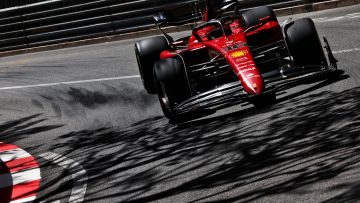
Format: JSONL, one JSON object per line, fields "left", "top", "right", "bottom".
{"left": 135, "top": 0, "right": 338, "bottom": 120}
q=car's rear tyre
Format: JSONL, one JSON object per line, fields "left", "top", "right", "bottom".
{"left": 154, "top": 58, "right": 190, "bottom": 120}
{"left": 242, "top": 6, "right": 276, "bottom": 28}
{"left": 285, "top": 18, "right": 327, "bottom": 66}
{"left": 135, "top": 36, "right": 170, "bottom": 94}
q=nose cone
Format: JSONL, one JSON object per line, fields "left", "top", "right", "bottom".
{"left": 243, "top": 78, "right": 264, "bottom": 96}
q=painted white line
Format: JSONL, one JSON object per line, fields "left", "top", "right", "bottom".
{"left": 0, "top": 148, "right": 31, "bottom": 162}
{"left": 313, "top": 12, "right": 360, "bottom": 23}
{"left": 0, "top": 75, "right": 140, "bottom": 91}
{"left": 40, "top": 152, "right": 87, "bottom": 203}
{"left": 333, "top": 48, "right": 360, "bottom": 54}
{"left": 9, "top": 196, "right": 36, "bottom": 203}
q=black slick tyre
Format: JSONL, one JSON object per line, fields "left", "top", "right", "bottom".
{"left": 242, "top": 6, "right": 276, "bottom": 28}
{"left": 285, "top": 18, "right": 327, "bottom": 66}
{"left": 135, "top": 36, "right": 170, "bottom": 94}
{"left": 154, "top": 58, "right": 190, "bottom": 120}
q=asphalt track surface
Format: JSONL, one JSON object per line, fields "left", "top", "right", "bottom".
{"left": 0, "top": 5, "right": 360, "bottom": 203}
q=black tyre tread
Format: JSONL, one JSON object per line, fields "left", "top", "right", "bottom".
{"left": 154, "top": 58, "right": 190, "bottom": 120}
{"left": 135, "top": 36, "right": 169, "bottom": 94}
{"left": 242, "top": 6, "right": 276, "bottom": 28}
{"left": 285, "top": 18, "right": 326, "bottom": 66}
{"left": 154, "top": 58, "right": 184, "bottom": 83}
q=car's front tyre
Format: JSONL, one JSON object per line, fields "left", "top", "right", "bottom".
{"left": 285, "top": 18, "right": 327, "bottom": 67}
{"left": 154, "top": 58, "right": 190, "bottom": 120}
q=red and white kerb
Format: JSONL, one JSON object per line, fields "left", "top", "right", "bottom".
{"left": 0, "top": 142, "right": 41, "bottom": 203}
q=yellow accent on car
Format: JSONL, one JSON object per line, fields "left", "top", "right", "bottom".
{"left": 231, "top": 50, "right": 247, "bottom": 58}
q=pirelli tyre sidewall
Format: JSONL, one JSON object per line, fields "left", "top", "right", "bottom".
{"left": 285, "top": 18, "right": 327, "bottom": 66}
{"left": 154, "top": 58, "right": 190, "bottom": 119}
{"left": 135, "top": 36, "right": 169, "bottom": 94}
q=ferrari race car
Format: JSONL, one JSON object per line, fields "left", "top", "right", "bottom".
{"left": 135, "top": 1, "right": 338, "bottom": 120}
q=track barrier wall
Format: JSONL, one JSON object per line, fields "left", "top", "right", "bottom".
{"left": 0, "top": 0, "right": 331, "bottom": 52}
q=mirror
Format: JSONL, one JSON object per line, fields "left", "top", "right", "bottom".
{"left": 153, "top": 12, "right": 167, "bottom": 25}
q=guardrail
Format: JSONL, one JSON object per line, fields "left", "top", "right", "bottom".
{"left": 0, "top": 0, "right": 311, "bottom": 52}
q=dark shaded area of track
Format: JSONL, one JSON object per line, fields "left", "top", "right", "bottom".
{"left": 0, "top": 5, "right": 360, "bottom": 203}
{"left": 44, "top": 79, "right": 360, "bottom": 203}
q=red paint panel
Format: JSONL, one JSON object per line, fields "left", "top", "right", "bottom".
{"left": 11, "top": 180, "right": 40, "bottom": 201}
{"left": 0, "top": 143, "right": 18, "bottom": 152}
{"left": 5, "top": 156, "right": 39, "bottom": 173}
{"left": 203, "top": 38, "right": 264, "bottom": 95}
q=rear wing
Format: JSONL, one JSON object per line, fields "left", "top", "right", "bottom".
{"left": 153, "top": 1, "right": 205, "bottom": 26}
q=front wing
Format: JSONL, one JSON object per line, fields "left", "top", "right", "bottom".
{"left": 173, "top": 66, "right": 341, "bottom": 115}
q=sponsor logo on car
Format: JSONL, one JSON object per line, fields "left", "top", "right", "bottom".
{"left": 231, "top": 50, "right": 248, "bottom": 58}
{"left": 247, "top": 73, "right": 254, "bottom": 78}
{"left": 237, "top": 63, "right": 255, "bottom": 69}
{"left": 236, "top": 57, "right": 248, "bottom": 62}
{"left": 238, "top": 61, "right": 252, "bottom": 65}
{"left": 238, "top": 67, "right": 255, "bottom": 74}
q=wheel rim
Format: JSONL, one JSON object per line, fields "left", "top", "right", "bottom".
{"left": 160, "top": 83, "right": 172, "bottom": 112}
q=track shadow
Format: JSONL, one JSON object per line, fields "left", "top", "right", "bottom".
{"left": 0, "top": 114, "right": 64, "bottom": 202}
{"left": 0, "top": 114, "right": 63, "bottom": 143}
{"left": 48, "top": 80, "right": 360, "bottom": 202}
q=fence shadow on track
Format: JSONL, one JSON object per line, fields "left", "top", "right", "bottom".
{"left": 0, "top": 114, "right": 64, "bottom": 203}
{"left": 42, "top": 75, "right": 360, "bottom": 202}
